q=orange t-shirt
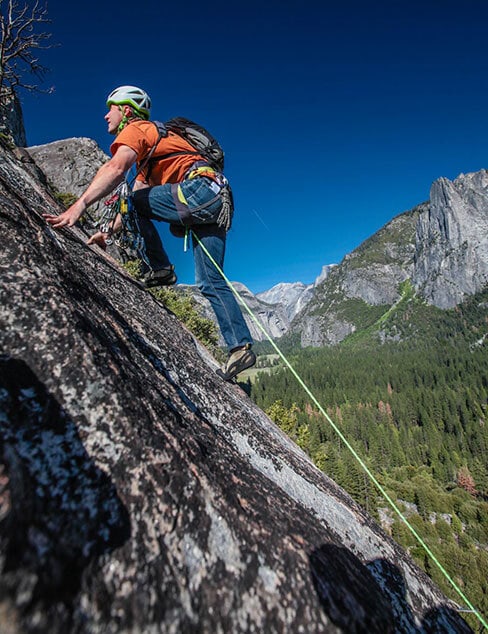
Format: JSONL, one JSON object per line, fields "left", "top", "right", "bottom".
{"left": 110, "top": 119, "right": 205, "bottom": 185}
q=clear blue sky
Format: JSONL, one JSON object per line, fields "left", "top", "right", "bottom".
{"left": 19, "top": 0, "right": 488, "bottom": 293}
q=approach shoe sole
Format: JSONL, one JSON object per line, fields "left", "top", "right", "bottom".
{"left": 217, "top": 344, "right": 256, "bottom": 382}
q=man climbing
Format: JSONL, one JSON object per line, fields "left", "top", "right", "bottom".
{"left": 43, "top": 85, "right": 256, "bottom": 382}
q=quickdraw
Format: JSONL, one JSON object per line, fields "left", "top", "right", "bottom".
{"left": 96, "top": 180, "right": 150, "bottom": 266}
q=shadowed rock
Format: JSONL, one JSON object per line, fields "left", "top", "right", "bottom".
{"left": 0, "top": 140, "right": 472, "bottom": 632}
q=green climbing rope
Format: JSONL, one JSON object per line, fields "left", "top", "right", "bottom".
{"left": 192, "top": 231, "right": 488, "bottom": 631}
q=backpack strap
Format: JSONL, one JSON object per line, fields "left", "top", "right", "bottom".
{"left": 133, "top": 121, "right": 168, "bottom": 184}
{"left": 146, "top": 121, "right": 217, "bottom": 173}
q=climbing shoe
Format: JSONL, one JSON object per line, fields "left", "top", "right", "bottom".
{"left": 143, "top": 266, "right": 177, "bottom": 289}
{"left": 216, "top": 343, "right": 256, "bottom": 382}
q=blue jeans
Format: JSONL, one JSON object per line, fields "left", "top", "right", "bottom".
{"left": 132, "top": 179, "right": 253, "bottom": 351}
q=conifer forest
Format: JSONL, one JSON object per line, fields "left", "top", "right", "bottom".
{"left": 250, "top": 288, "right": 488, "bottom": 629}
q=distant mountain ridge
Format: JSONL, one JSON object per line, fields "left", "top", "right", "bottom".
{"left": 257, "top": 265, "right": 336, "bottom": 319}
{"left": 290, "top": 169, "right": 488, "bottom": 347}
{"left": 257, "top": 282, "right": 314, "bottom": 320}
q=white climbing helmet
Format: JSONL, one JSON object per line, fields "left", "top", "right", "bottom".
{"left": 106, "top": 85, "right": 151, "bottom": 119}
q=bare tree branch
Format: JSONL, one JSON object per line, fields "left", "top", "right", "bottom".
{"left": 0, "top": 0, "right": 56, "bottom": 103}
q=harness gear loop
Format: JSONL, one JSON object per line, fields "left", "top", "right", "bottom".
{"left": 186, "top": 161, "right": 234, "bottom": 231}
{"left": 169, "top": 162, "right": 234, "bottom": 232}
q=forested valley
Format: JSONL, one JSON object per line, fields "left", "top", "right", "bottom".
{"left": 250, "top": 287, "right": 488, "bottom": 628}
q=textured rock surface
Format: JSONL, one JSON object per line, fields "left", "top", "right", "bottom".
{"left": 0, "top": 142, "right": 472, "bottom": 632}
{"left": 27, "top": 137, "right": 109, "bottom": 216}
{"left": 413, "top": 171, "right": 488, "bottom": 308}
{"left": 27, "top": 138, "right": 135, "bottom": 263}
{"left": 0, "top": 90, "right": 26, "bottom": 147}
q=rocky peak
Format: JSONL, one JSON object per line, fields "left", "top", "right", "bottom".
{"left": 292, "top": 167, "right": 488, "bottom": 346}
{"left": 0, "top": 142, "right": 472, "bottom": 631}
{"left": 314, "top": 264, "right": 337, "bottom": 287}
{"left": 253, "top": 266, "right": 337, "bottom": 326}
{"left": 413, "top": 170, "right": 488, "bottom": 308}
{"left": 291, "top": 209, "right": 421, "bottom": 347}
{"left": 257, "top": 281, "right": 315, "bottom": 321}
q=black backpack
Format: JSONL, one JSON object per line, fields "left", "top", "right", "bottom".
{"left": 149, "top": 117, "right": 225, "bottom": 172}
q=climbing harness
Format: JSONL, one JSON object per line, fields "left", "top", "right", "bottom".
{"left": 142, "top": 118, "right": 233, "bottom": 231}
{"left": 181, "top": 162, "right": 234, "bottom": 231}
{"left": 191, "top": 230, "right": 488, "bottom": 632}
{"left": 95, "top": 121, "right": 233, "bottom": 267}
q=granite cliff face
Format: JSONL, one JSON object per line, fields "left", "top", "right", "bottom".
{"left": 27, "top": 138, "right": 138, "bottom": 263}
{"left": 293, "top": 168, "right": 488, "bottom": 346}
{"left": 0, "top": 141, "right": 472, "bottom": 632}
{"left": 413, "top": 170, "right": 488, "bottom": 308}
